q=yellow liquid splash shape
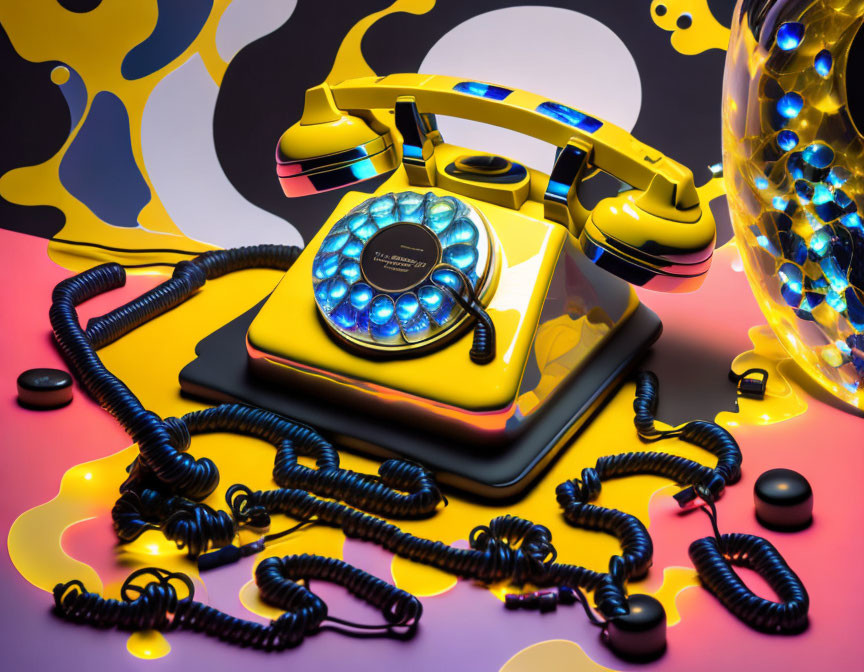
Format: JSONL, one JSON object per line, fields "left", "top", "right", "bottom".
{"left": 127, "top": 630, "right": 171, "bottom": 660}
{"left": 496, "top": 565, "right": 700, "bottom": 672}
{"left": 391, "top": 554, "right": 458, "bottom": 598}
{"left": 0, "top": 0, "right": 233, "bottom": 271}
{"left": 643, "top": 565, "right": 700, "bottom": 628}
{"left": 649, "top": 0, "right": 730, "bottom": 55}
{"left": 325, "top": 0, "right": 437, "bottom": 84}
{"left": 716, "top": 325, "right": 808, "bottom": 428}
{"left": 499, "top": 639, "right": 610, "bottom": 672}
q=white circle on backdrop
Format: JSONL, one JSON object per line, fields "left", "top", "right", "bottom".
{"left": 419, "top": 6, "right": 642, "bottom": 174}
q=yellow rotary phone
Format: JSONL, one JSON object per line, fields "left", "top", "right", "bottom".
{"left": 233, "top": 74, "right": 716, "bottom": 497}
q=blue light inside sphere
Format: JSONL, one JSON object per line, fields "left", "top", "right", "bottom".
{"left": 808, "top": 228, "right": 832, "bottom": 257}
{"left": 834, "top": 189, "right": 853, "bottom": 210}
{"left": 370, "top": 317, "right": 401, "bottom": 342}
{"left": 439, "top": 217, "right": 478, "bottom": 246}
{"left": 320, "top": 231, "right": 348, "bottom": 254}
{"left": 826, "top": 290, "right": 847, "bottom": 312}
{"left": 777, "top": 93, "right": 804, "bottom": 119}
{"left": 401, "top": 311, "right": 431, "bottom": 340}
{"left": 812, "top": 183, "right": 833, "bottom": 205}
{"left": 353, "top": 221, "right": 378, "bottom": 241}
{"left": 339, "top": 260, "right": 361, "bottom": 282}
{"left": 314, "top": 277, "right": 348, "bottom": 311}
{"left": 787, "top": 152, "right": 805, "bottom": 179}
{"left": 777, "top": 130, "right": 799, "bottom": 151}
{"left": 814, "top": 49, "right": 832, "bottom": 77}
{"left": 778, "top": 262, "right": 804, "bottom": 307}
{"left": 802, "top": 143, "right": 834, "bottom": 169}
{"left": 821, "top": 256, "right": 849, "bottom": 292}
{"left": 794, "top": 179, "right": 813, "bottom": 203}
{"left": 397, "top": 191, "right": 425, "bottom": 221}
{"left": 776, "top": 22, "right": 805, "bottom": 51}
{"left": 329, "top": 301, "right": 357, "bottom": 329}
{"left": 426, "top": 199, "right": 456, "bottom": 233}
{"left": 842, "top": 213, "right": 863, "bottom": 233}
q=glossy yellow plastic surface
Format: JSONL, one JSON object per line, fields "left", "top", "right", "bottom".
{"left": 277, "top": 74, "right": 717, "bottom": 292}
{"left": 277, "top": 84, "right": 394, "bottom": 162}
{"left": 248, "top": 164, "right": 567, "bottom": 413}
{"left": 329, "top": 74, "right": 701, "bottom": 217}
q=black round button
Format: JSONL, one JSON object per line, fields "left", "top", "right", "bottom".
{"left": 17, "top": 368, "right": 73, "bottom": 409}
{"left": 606, "top": 594, "right": 666, "bottom": 661}
{"left": 359, "top": 222, "right": 441, "bottom": 292}
{"left": 754, "top": 468, "right": 813, "bottom": 530}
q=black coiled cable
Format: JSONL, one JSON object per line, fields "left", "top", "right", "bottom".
{"left": 50, "top": 247, "right": 444, "bottom": 558}
{"left": 689, "top": 500, "right": 809, "bottom": 633}
{"left": 431, "top": 263, "right": 495, "bottom": 364}
{"left": 689, "top": 534, "right": 809, "bottom": 632}
{"left": 45, "top": 244, "right": 809, "bottom": 651}
{"left": 53, "top": 556, "right": 421, "bottom": 650}
{"left": 230, "top": 484, "right": 557, "bottom": 586}
{"left": 632, "top": 371, "right": 742, "bottom": 501}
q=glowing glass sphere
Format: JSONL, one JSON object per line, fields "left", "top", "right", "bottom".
{"left": 723, "top": 0, "right": 864, "bottom": 408}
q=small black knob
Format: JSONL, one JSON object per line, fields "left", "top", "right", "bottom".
{"left": 17, "top": 368, "right": 73, "bottom": 409}
{"left": 754, "top": 468, "right": 813, "bottom": 531}
{"left": 606, "top": 594, "right": 666, "bottom": 660}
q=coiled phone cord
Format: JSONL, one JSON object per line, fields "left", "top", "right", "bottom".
{"left": 50, "top": 250, "right": 446, "bottom": 550}
{"left": 53, "top": 556, "right": 422, "bottom": 650}
{"left": 47, "top": 245, "right": 808, "bottom": 649}
{"left": 430, "top": 263, "right": 495, "bottom": 364}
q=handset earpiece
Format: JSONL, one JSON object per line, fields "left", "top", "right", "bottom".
{"left": 579, "top": 178, "right": 715, "bottom": 293}
{"left": 276, "top": 84, "right": 397, "bottom": 197}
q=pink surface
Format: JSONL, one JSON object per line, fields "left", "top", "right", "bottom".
{"left": 2, "top": 227, "right": 863, "bottom": 671}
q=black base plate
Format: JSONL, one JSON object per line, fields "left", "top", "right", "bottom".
{"left": 179, "top": 302, "right": 661, "bottom": 501}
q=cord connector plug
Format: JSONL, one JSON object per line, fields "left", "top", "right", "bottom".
{"left": 198, "top": 539, "right": 265, "bottom": 571}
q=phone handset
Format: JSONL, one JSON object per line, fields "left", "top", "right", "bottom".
{"left": 276, "top": 74, "right": 715, "bottom": 291}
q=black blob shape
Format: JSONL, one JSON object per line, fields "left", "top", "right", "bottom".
{"left": 676, "top": 13, "right": 693, "bottom": 30}
{"left": 706, "top": 0, "right": 737, "bottom": 28}
{"left": 57, "top": 0, "right": 102, "bottom": 13}
{"left": 213, "top": 0, "right": 394, "bottom": 244}
{"left": 847, "top": 20, "right": 864, "bottom": 137}
{"left": 655, "top": 4, "right": 667, "bottom": 17}
{"left": 0, "top": 22, "right": 68, "bottom": 238}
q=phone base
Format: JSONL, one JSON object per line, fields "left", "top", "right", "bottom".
{"left": 179, "top": 300, "right": 661, "bottom": 501}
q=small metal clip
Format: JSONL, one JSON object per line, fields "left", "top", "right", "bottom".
{"left": 729, "top": 367, "right": 768, "bottom": 399}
